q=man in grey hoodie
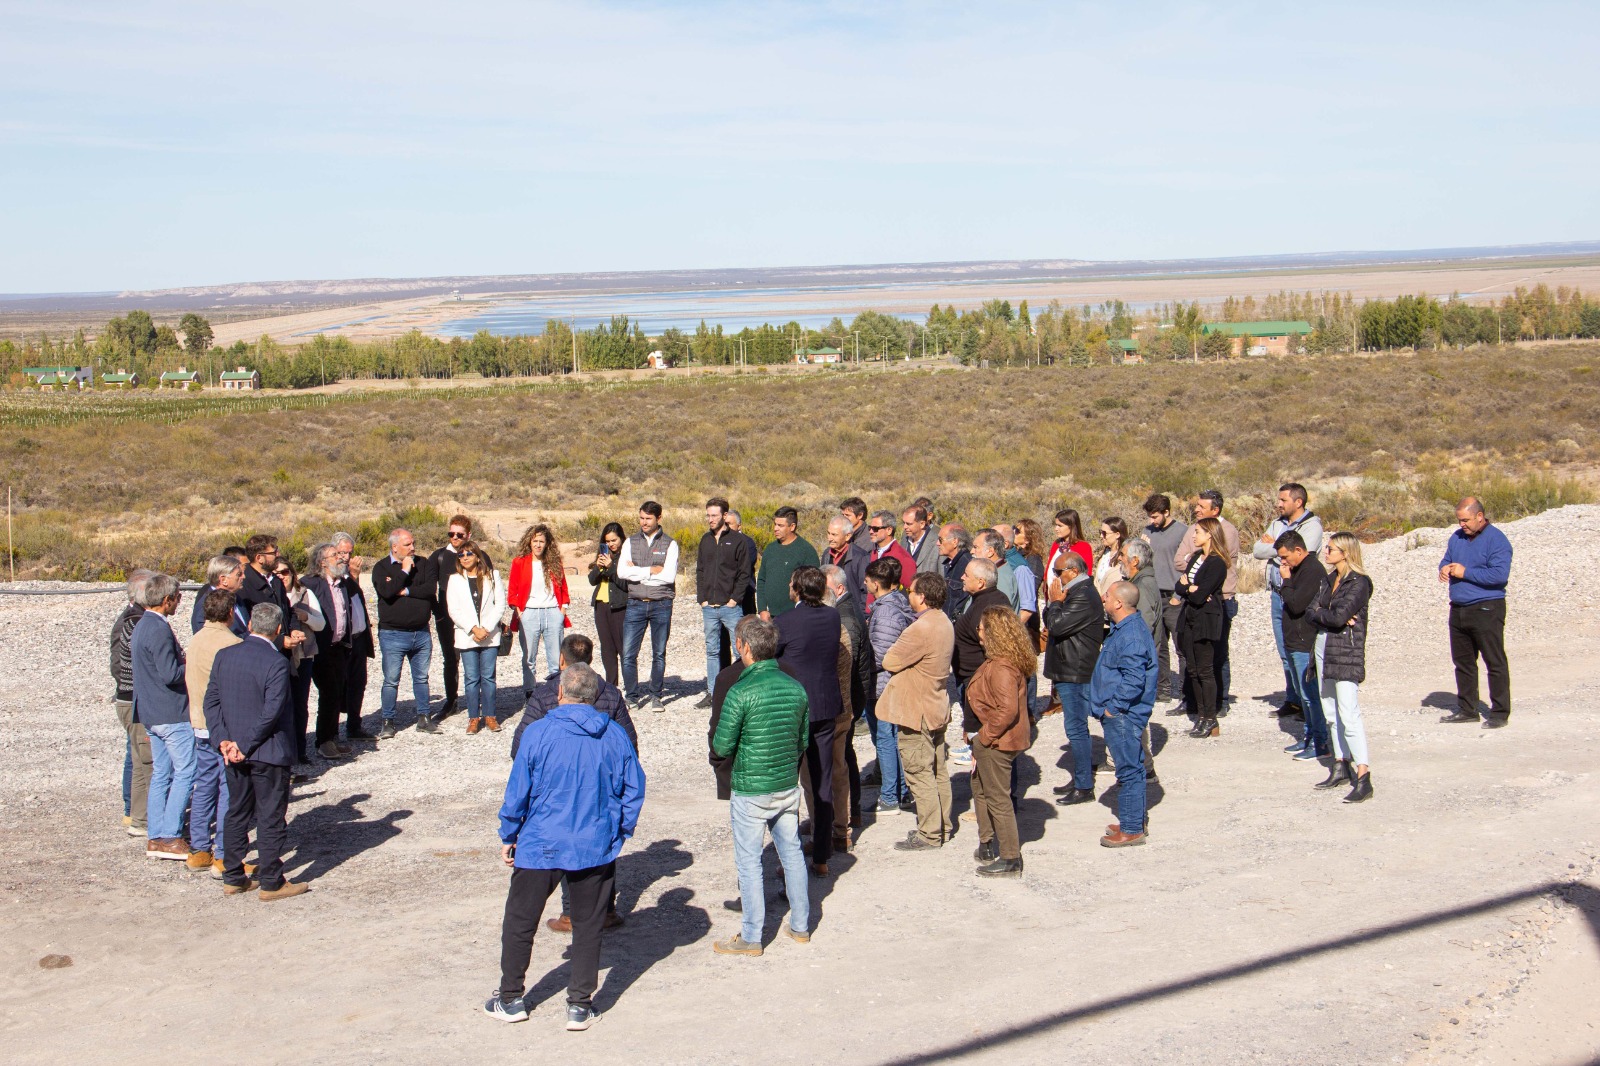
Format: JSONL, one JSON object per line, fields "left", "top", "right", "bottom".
{"left": 1251, "top": 483, "right": 1324, "bottom": 718}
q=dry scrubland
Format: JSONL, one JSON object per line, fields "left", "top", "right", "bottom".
{"left": 2, "top": 343, "right": 1597, "bottom": 579}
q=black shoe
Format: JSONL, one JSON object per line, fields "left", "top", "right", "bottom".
{"left": 723, "top": 898, "right": 742, "bottom": 912}
{"left": 694, "top": 694, "right": 713, "bottom": 710}
{"left": 898, "top": 798, "right": 917, "bottom": 813}
{"left": 894, "top": 832, "right": 941, "bottom": 852}
{"left": 565, "top": 1003, "right": 598, "bottom": 1032}
{"left": 376, "top": 721, "right": 397, "bottom": 740}
{"left": 1439, "top": 711, "right": 1480, "bottom": 724}
{"left": 1343, "top": 772, "right": 1373, "bottom": 803}
{"left": 415, "top": 715, "right": 440, "bottom": 734}
{"left": 441, "top": 698, "right": 458, "bottom": 718}
{"left": 1051, "top": 783, "right": 1077, "bottom": 796}
{"left": 974, "top": 839, "right": 998, "bottom": 863}
{"left": 346, "top": 726, "right": 373, "bottom": 740}
{"left": 1165, "top": 703, "right": 1191, "bottom": 717}
{"left": 483, "top": 994, "right": 529, "bottom": 1023}
{"left": 976, "top": 857, "right": 1023, "bottom": 878}
{"left": 1055, "top": 788, "right": 1095, "bottom": 806}
{"left": 1313, "top": 760, "right": 1352, "bottom": 790}
{"left": 1274, "top": 702, "right": 1304, "bottom": 719}
{"left": 1482, "top": 715, "right": 1509, "bottom": 730}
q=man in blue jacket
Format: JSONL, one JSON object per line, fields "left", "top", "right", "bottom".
{"left": 131, "top": 572, "right": 194, "bottom": 860}
{"left": 205, "top": 603, "right": 306, "bottom": 901}
{"left": 1091, "top": 582, "right": 1159, "bottom": 848}
{"left": 1438, "top": 496, "right": 1514, "bottom": 728}
{"left": 486, "top": 663, "right": 645, "bottom": 1032}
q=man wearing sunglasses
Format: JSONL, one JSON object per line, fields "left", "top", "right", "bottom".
{"left": 430, "top": 515, "right": 474, "bottom": 719}
{"left": 235, "top": 534, "right": 301, "bottom": 658}
{"left": 865, "top": 511, "right": 916, "bottom": 608}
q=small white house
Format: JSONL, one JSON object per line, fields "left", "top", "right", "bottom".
{"left": 219, "top": 366, "right": 261, "bottom": 391}
{"left": 159, "top": 367, "right": 201, "bottom": 390}
{"left": 645, "top": 350, "right": 669, "bottom": 370}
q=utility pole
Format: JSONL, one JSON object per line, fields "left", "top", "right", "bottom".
{"left": 852, "top": 330, "right": 860, "bottom": 364}
{"left": 571, "top": 316, "right": 578, "bottom": 374}
{"left": 6, "top": 486, "right": 12, "bottom": 584}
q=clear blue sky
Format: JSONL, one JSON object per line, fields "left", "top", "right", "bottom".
{"left": 2, "top": 1, "right": 1596, "bottom": 293}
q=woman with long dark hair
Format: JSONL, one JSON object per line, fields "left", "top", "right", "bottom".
{"left": 508, "top": 523, "right": 570, "bottom": 697}
{"left": 446, "top": 540, "right": 507, "bottom": 734}
{"left": 1174, "top": 517, "right": 1229, "bottom": 739}
{"left": 1094, "top": 517, "right": 1129, "bottom": 595}
{"left": 587, "top": 522, "right": 630, "bottom": 686}
{"left": 1308, "top": 532, "right": 1375, "bottom": 802}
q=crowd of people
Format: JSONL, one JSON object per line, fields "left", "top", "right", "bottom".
{"left": 108, "top": 489, "right": 1515, "bottom": 1027}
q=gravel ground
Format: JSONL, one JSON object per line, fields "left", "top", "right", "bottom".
{"left": 2, "top": 507, "right": 1598, "bottom": 1065}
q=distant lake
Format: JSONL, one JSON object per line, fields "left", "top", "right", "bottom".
{"left": 432, "top": 282, "right": 923, "bottom": 337}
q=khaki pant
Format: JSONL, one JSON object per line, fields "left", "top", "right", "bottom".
{"left": 970, "top": 743, "right": 1019, "bottom": 860}
{"left": 1105, "top": 727, "right": 1157, "bottom": 778}
{"left": 898, "top": 725, "right": 952, "bottom": 845}
{"left": 830, "top": 709, "right": 854, "bottom": 840}
{"left": 115, "top": 698, "right": 152, "bottom": 830}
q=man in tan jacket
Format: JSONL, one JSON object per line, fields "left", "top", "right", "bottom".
{"left": 877, "top": 572, "right": 957, "bottom": 850}
{"left": 185, "top": 588, "right": 243, "bottom": 875}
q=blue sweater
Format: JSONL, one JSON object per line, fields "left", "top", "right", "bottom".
{"left": 499, "top": 703, "right": 645, "bottom": 872}
{"left": 1439, "top": 524, "right": 1512, "bottom": 605}
{"left": 1088, "top": 613, "right": 1158, "bottom": 718}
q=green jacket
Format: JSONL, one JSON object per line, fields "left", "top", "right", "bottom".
{"left": 711, "top": 659, "right": 810, "bottom": 796}
{"left": 756, "top": 536, "right": 820, "bottom": 617}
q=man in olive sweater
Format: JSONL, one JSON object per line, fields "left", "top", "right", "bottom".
{"left": 756, "top": 506, "right": 819, "bottom": 622}
{"left": 710, "top": 616, "right": 811, "bottom": 957}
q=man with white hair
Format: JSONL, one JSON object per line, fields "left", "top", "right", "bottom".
{"left": 109, "top": 568, "right": 156, "bottom": 837}
{"left": 372, "top": 527, "right": 438, "bottom": 737}
{"left": 1092, "top": 581, "right": 1159, "bottom": 848}
{"left": 302, "top": 543, "right": 356, "bottom": 757}
{"left": 190, "top": 554, "right": 248, "bottom": 636}
{"left": 332, "top": 532, "right": 376, "bottom": 741}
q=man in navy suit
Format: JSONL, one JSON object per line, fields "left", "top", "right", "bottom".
{"left": 190, "top": 554, "right": 248, "bottom": 636}
{"left": 205, "top": 602, "right": 307, "bottom": 902}
{"left": 132, "top": 572, "right": 194, "bottom": 860}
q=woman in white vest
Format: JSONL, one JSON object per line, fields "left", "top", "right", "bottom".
{"left": 447, "top": 541, "right": 508, "bottom": 735}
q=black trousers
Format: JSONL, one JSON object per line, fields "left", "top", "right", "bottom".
{"left": 223, "top": 761, "right": 290, "bottom": 890}
{"left": 343, "top": 647, "right": 370, "bottom": 733}
{"left": 803, "top": 716, "right": 837, "bottom": 865}
{"left": 1216, "top": 598, "right": 1234, "bottom": 703}
{"left": 500, "top": 863, "right": 616, "bottom": 1007}
{"left": 594, "top": 605, "right": 626, "bottom": 687}
{"left": 312, "top": 643, "right": 349, "bottom": 744}
{"left": 1180, "top": 633, "right": 1218, "bottom": 719}
{"left": 1156, "top": 593, "right": 1185, "bottom": 699}
{"left": 1450, "top": 600, "right": 1511, "bottom": 717}
{"left": 435, "top": 614, "right": 460, "bottom": 705}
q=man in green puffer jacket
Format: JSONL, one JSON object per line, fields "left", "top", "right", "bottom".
{"left": 710, "top": 615, "right": 812, "bottom": 957}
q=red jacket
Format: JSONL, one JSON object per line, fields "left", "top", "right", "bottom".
{"left": 1045, "top": 539, "right": 1093, "bottom": 586}
{"left": 507, "top": 555, "right": 571, "bottom": 613}
{"left": 867, "top": 540, "right": 918, "bottom": 592}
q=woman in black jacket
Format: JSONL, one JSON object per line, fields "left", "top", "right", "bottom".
{"left": 587, "top": 522, "right": 630, "bottom": 686}
{"left": 1174, "top": 517, "right": 1230, "bottom": 739}
{"left": 1307, "top": 532, "right": 1374, "bottom": 802}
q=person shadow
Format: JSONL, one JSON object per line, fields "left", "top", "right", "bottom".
{"left": 284, "top": 793, "right": 412, "bottom": 883}
{"left": 521, "top": 839, "right": 709, "bottom": 1014}
{"left": 1010, "top": 752, "right": 1058, "bottom": 845}
{"left": 1421, "top": 691, "right": 1460, "bottom": 712}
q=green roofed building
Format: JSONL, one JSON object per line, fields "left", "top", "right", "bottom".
{"left": 219, "top": 367, "right": 261, "bottom": 390}
{"left": 22, "top": 365, "right": 90, "bottom": 388}
{"left": 101, "top": 370, "right": 140, "bottom": 388}
{"left": 795, "top": 347, "right": 842, "bottom": 364}
{"left": 1114, "top": 338, "right": 1142, "bottom": 363}
{"left": 159, "top": 367, "right": 201, "bottom": 389}
{"left": 1201, "top": 321, "right": 1313, "bottom": 356}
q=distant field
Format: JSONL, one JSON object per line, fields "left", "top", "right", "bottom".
{"left": 2, "top": 343, "right": 1596, "bottom": 579}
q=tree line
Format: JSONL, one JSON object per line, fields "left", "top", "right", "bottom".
{"left": 5, "top": 284, "right": 1600, "bottom": 389}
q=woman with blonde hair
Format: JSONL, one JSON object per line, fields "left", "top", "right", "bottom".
{"left": 1307, "top": 532, "right": 1374, "bottom": 802}
{"left": 508, "top": 523, "right": 571, "bottom": 698}
{"left": 964, "top": 606, "right": 1036, "bottom": 878}
{"left": 1173, "top": 517, "right": 1229, "bottom": 739}
{"left": 446, "top": 541, "right": 507, "bottom": 734}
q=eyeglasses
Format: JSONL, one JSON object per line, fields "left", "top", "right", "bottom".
{"left": 449, "top": 531, "right": 468, "bottom": 539}
{"left": 868, "top": 525, "right": 890, "bottom": 532}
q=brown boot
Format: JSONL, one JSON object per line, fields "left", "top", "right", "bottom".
{"left": 484, "top": 717, "right": 500, "bottom": 732}
{"left": 466, "top": 718, "right": 482, "bottom": 735}
{"left": 546, "top": 914, "right": 573, "bottom": 934}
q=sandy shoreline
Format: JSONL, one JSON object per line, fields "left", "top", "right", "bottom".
{"left": 209, "top": 259, "right": 1600, "bottom": 347}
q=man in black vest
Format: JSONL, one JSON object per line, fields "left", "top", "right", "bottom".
{"left": 429, "top": 514, "right": 473, "bottom": 718}
{"left": 302, "top": 543, "right": 355, "bottom": 759}
{"left": 618, "top": 501, "right": 679, "bottom": 713}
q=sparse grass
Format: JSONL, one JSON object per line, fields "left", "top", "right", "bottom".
{"left": 3, "top": 344, "right": 1597, "bottom": 579}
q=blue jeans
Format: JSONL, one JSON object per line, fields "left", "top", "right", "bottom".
{"left": 1270, "top": 591, "right": 1297, "bottom": 704}
{"left": 1288, "top": 649, "right": 1329, "bottom": 754}
{"left": 701, "top": 605, "right": 743, "bottom": 696}
{"left": 379, "top": 628, "right": 433, "bottom": 721}
{"left": 1219, "top": 597, "right": 1238, "bottom": 703}
{"left": 146, "top": 721, "right": 197, "bottom": 840}
{"left": 189, "top": 739, "right": 228, "bottom": 854}
{"left": 518, "top": 607, "right": 563, "bottom": 695}
{"left": 729, "top": 788, "right": 810, "bottom": 943}
{"left": 1055, "top": 681, "right": 1094, "bottom": 790}
{"left": 1100, "top": 704, "right": 1153, "bottom": 833}
{"left": 460, "top": 646, "right": 498, "bottom": 720}
{"left": 866, "top": 702, "right": 905, "bottom": 807}
{"left": 622, "top": 598, "right": 673, "bottom": 700}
